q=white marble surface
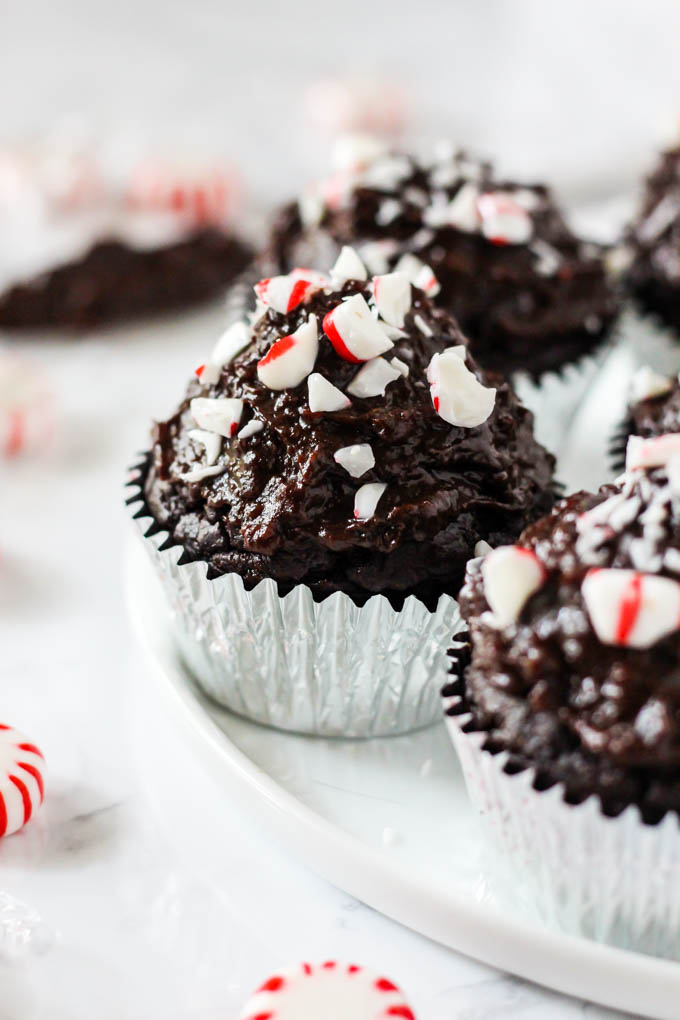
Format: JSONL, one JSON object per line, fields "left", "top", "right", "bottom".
{"left": 0, "top": 303, "right": 644, "bottom": 1020}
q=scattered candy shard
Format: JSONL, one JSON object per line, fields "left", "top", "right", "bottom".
{"left": 307, "top": 373, "right": 352, "bottom": 413}
{"left": 371, "top": 272, "right": 411, "bottom": 327}
{"left": 481, "top": 546, "right": 545, "bottom": 627}
{"left": 582, "top": 568, "right": 680, "bottom": 649}
{"left": 190, "top": 397, "right": 244, "bottom": 437}
{"left": 354, "top": 482, "right": 387, "bottom": 521}
{"left": 188, "top": 428, "right": 221, "bottom": 465}
{"left": 347, "top": 357, "right": 402, "bottom": 398}
{"left": 239, "top": 961, "right": 415, "bottom": 1020}
{"left": 238, "top": 419, "right": 264, "bottom": 440}
{"left": 0, "top": 724, "right": 45, "bottom": 838}
{"left": 427, "top": 347, "right": 496, "bottom": 427}
{"left": 257, "top": 315, "right": 319, "bottom": 390}
{"left": 334, "top": 443, "right": 375, "bottom": 478}
{"left": 255, "top": 269, "right": 328, "bottom": 314}
{"left": 331, "top": 246, "right": 367, "bottom": 285}
{"left": 477, "top": 191, "right": 533, "bottom": 245}
{"left": 626, "top": 433, "right": 680, "bottom": 472}
{"left": 323, "top": 294, "right": 394, "bottom": 362}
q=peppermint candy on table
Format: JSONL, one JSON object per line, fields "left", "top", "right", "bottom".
{"left": 582, "top": 568, "right": 680, "bottom": 649}
{"left": 307, "top": 373, "right": 351, "bottom": 413}
{"left": 427, "top": 346, "right": 496, "bottom": 428}
{"left": 196, "top": 321, "right": 251, "bottom": 385}
{"left": 323, "top": 294, "right": 394, "bottom": 363}
{"left": 127, "top": 160, "right": 233, "bottom": 226}
{"left": 239, "top": 961, "right": 415, "bottom": 1020}
{"left": 481, "top": 546, "right": 546, "bottom": 627}
{"left": 629, "top": 366, "right": 673, "bottom": 403}
{"left": 0, "top": 725, "right": 45, "bottom": 838}
{"left": 334, "top": 443, "right": 375, "bottom": 478}
{"left": 477, "top": 191, "right": 533, "bottom": 245}
{"left": 190, "top": 397, "right": 243, "bottom": 437}
{"left": 331, "top": 246, "right": 368, "bottom": 285}
{"left": 0, "top": 351, "right": 53, "bottom": 459}
{"left": 626, "top": 433, "right": 680, "bottom": 472}
{"left": 255, "top": 269, "right": 328, "bottom": 315}
{"left": 257, "top": 315, "right": 319, "bottom": 390}
{"left": 354, "top": 481, "right": 387, "bottom": 521}
{"left": 371, "top": 272, "right": 411, "bottom": 327}
{"left": 393, "top": 254, "right": 440, "bottom": 297}
{"left": 347, "top": 357, "right": 402, "bottom": 398}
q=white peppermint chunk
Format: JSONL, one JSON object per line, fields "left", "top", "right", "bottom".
{"left": 354, "top": 481, "right": 387, "bottom": 520}
{"left": 371, "top": 272, "right": 412, "bottom": 327}
{"left": 334, "top": 443, "right": 375, "bottom": 477}
{"left": 257, "top": 314, "right": 319, "bottom": 390}
{"left": 181, "top": 463, "right": 225, "bottom": 484}
{"left": 376, "top": 198, "right": 402, "bottom": 225}
{"left": 477, "top": 191, "right": 533, "bottom": 245}
{"left": 482, "top": 546, "right": 545, "bottom": 627}
{"left": 323, "top": 294, "right": 394, "bottom": 362}
{"left": 626, "top": 433, "right": 680, "bottom": 472}
{"left": 361, "top": 154, "right": 412, "bottom": 190}
{"left": 630, "top": 366, "right": 672, "bottom": 403}
{"left": 358, "top": 239, "right": 400, "bottom": 275}
{"left": 238, "top": 419, "right": 264, "bottom": 439}
{"left": 390, "top": 356, "right": 409, "bottom": 377}
{"left": 188, "top": 428, "right": 222, "bottom": 465}
{"left": 190, "top": 397, "right": 244, "bottom": 437}
{"left": 394, "top": 253, "right": 440, "bottom": 296}
{"left": 347, "top": 356, "right": 402, "bottom": 398}
{"left": 414, "top": 264, "right": 440, "bottom": 296}
{"left": 427, "top": 347, "right": 496, "bottom": 427}
{"left": 307, "top": 373, "right": 351, "bottom": 413}
{"left": 330, "top": 246, "right": 367, "bottom": 285}
{"left": 254, "top": 269, "right": 327, "bottom": 315}
{"left": 444, "top": 182, "right": 480, "bottom": 232}
{"left": 211, "top": 320, "right": 250, "bottom": 369}
{"left": 414, "top": 314, "right": 433, "bottom": 337}
{"left": 582, "top": 569, "right": 680, "bottom": 649}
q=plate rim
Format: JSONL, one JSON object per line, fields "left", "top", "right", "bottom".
{"left": 125, "top": 533, "right": 680, "bottom": 1020}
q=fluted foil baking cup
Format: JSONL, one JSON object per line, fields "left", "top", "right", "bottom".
{"left": 443, "top": 676, "right": 680, "bottom": 959}
{"left": 511, "top": 340, "right": 612, "bottom": 456}
{"left": 128, "top": 468, "right": 462, "bottom": 737}
{"left": 619, "top": 307, "right": 680, "bottom": 377}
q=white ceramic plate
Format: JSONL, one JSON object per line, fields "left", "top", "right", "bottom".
{"left": 125, "top": 522, "right": 680, "bottom": 1020}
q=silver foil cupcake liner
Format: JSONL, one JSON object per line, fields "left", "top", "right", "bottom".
{"left": 511, "top": 340, "right": 613, "bottom": 456}
{"left": 128, "top": 465, "right": 462, "bottom": 738}
{"left": 443, "top": 660, "right": 680, "bottom": 958}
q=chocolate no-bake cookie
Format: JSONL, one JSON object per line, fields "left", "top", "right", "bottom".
{"left": 449, "top": 433, "right": 680, "bottom": 822}
{"left": 266, "top": 140, "right": 618, "bottom": 378}
{"left": 142, "top": 250, "right": 555, "bottom": 609}
{"left": 610, "top": 365, "right": 680, "bottom": 470}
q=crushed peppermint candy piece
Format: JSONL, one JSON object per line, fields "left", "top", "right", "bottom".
{"left": 390, "top": 356, "right": 409, "bottom": 377}
{"left": 196, "top": 321, "right": 252, "bottom": 385}
{"left": 257, "top": 315, "right": 319, "bottom": 390}
{"left": 626, "top": 433, "right": 680, "bottom": 472}
{"left": 331, "top": 246, "right": 367, "bottom": 285}
{"left": 427, "top": 347, "right": 496, "bottom": 428}
{"left": 188, "top": 428, "right": 221, "bottom": 465}
{"left": 181, "top": 463, "right": 225, "bottom": 483}
{"left": 237, "top": 419, "right": 264, "bottom": 440}
{"left": 393, "top": 253, "right": 440, "bottom": 297}
{"left": 0, "top": 724, "right": 45, "bottom": 838}
{"left": 630, "top": 366, "right": 673, "bottom": 403}
{"left": 334, "top": 443, "right": 375, "bottom": 477}
{"left": 477, "top": 191, "right": 533, "bottom": 245}
{"left": 239, "top": 962, "right": 414, "bottom": 1020}
{"left": 347, "top": 356, "right": 402, "bottom": 398}
{"left": 255, "top": 269, "right": 328, "bottom": 315}
{"left": 582, "top": 568, "right": 680, "bottom": 649}
{"left": 307, "top": 373, "right": 352, "bottom": 413}
{"left": 360, "top": 153, "right": 412, "bottom": 191}
{"left": 482, "top": 546, "right": 546, "bottom": 627}
{"left": 357, "top": 239, "right": 400, "bottom": 275}
{"left": 376, "top": 198, "right": 402, "bottom": 225}
{"left": 371, "top": 272, "right": 411, "bottom": 327}
{"left": 432, "top": 182, "right": 480, "bottom": 232}
{"left": 414, "top": 314, "right": 433, "bottom": 337}
{"left": 190, "top": 397, "right": 244, "bottom": 437}
{"left": 475, "top": 539, "right": 493, "bottom": 557}
{"left": 323, "top": 294, "right": 394, "bottom": 362}
{"left": 354, "top": 482, "right": 387, "bottom": 521}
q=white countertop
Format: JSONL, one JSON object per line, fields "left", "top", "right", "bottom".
{"left": 0, "top": 305, "right": 642, "bottom": 1020}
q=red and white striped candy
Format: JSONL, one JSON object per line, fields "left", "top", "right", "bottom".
{"left": 482, "top": 546, "right": 546, "bottom": 627}
{"left": 239, "top": 961, "right": 415, "bottom": 1020}
{"left": 477, "top": 191, "right": 533, "bottom": 245}
{"left": 393, "top": 254, "right": 440, "bottom": 298}
{"left": 190, "top": 397, "right": 243, "bottom": 437}
{"left": 0, "top": 725, "right": 45, "bottom": 838}
{"left": 127, "top": 160, "right": 233, "bottom": 227}
{"left": 323, "top": 294, "right": 394, "bottom": 363}
{"left": 255, "top": 269, "right": 328, "bottom": 315}
{"left": 371, "top": 272, "right": 411, "bottom": 327}
{"left": 582, "top": 569, "right": 680, "bottom": 649}
{"left": 427, "top": 347, "right": 496, "bottom": 428}
{"left": 0, "top": 352, "right": 53, "bottom": 459}
{"left": 257, "top": 314, "right": 319, "bottom": 390}
{"left": 626, "top": 433, "right": 680, "bottom": 472}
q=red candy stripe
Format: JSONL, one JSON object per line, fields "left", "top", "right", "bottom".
{"left": 616, "top": 573, "right": 643, "bottom": 644}
{"left": 322, "top": 310, "right": 361, "bottom": 363}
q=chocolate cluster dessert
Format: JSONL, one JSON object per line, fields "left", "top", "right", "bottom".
{"left": 610, "top": 365, "right": 680, "bottom": 470}
{"left": 625, "top": 145, "right": 680, "bottom": 332}
{"left": 449, "top": 432, "right": 680, "bottom": 823}
{"left": 267, "top": 139, "right": 618, "bottom": 378}
{"left": 142, "top": 248, "right": 555, "bottom": 609}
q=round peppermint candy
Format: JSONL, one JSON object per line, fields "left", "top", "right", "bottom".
{"left": 0, "top": 351, "right": 53, "bottom": 459}
{"left": 0, "top": 725, "right": 45, "bottom": 837}
{"left": 239, "top": 962, "right": 415, "bottom": 1020}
